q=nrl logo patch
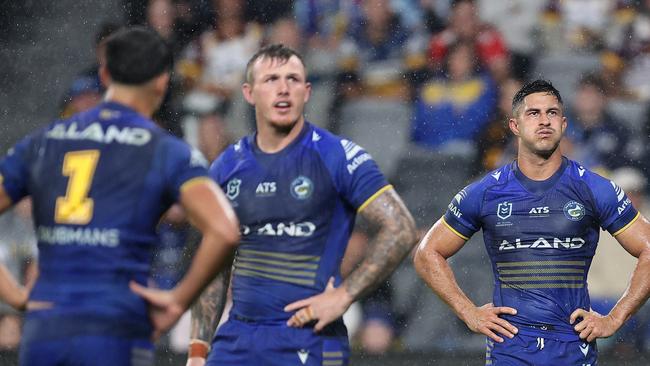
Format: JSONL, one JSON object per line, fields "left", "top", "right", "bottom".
{"left": 497, "top": 201, "right": 512, "bottom": 220}
{"left": 226, "top": 178, "right": 242, "bottom": 200}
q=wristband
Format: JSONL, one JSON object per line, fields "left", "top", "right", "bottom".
{"left": 188, "top": 339, "right": 211, "bottom": 359}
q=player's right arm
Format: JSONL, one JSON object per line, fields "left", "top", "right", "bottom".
{"left": 413, "top": 218, "right": 518, "bottom": 343}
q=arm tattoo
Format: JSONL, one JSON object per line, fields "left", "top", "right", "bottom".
{"left": 190, "top": 266, "right": 231, "bottom": 343}
{"left": 344, "top": 188, "right": 417, "bottom": 300}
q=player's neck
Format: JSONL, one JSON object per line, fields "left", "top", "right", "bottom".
{"left": 255, "top": 118, "right": 305, "bottom": 154}
{"left": 517, "top": 149, "right": 563, "bottom": 181}
{"left": 104, "top": 86, "right": 156, "bottom": 118}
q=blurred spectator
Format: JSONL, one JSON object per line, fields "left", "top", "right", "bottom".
{"left": 75, "top": 21, "right": 120, "bottom": 91}
{"left": 60, "top": 76, "right": 104, "bottom": 119}
{"left": 411, "top": 41, "right": 497, "bottom": 157}
{"left": 177, "top": 0, "right": 262, "bottom": 116}
{"left": 477, "top": 77, "right": 522, "bottom": 172}
{"left": 477, "top": 0, "right": 545, "bottom": 79}
{"left": 196, "top": 113, "right": 232, "bottom": 163}
{"left": 538, "top": 0, "right": 613, "bottom": 54}
{"left": 336, "top": 0, "right": 412, "bottom": 101}
{"left": 429, "top": 0, "right": 510, "bottom": 83}
{"left": 265, "top": 16, "right": 302, "bottom": 51}
{"left": 0, "top": 200, "right": 37, "bottom": 351}
{"left": 246, "top": 0, "right": 292, "bottom": 24}
{"left": 588, "top": 166, "right": 648, "bottom": 353}
{"left": 619, "top": 0, "right": 650, "bottom": 100}
{"left": 564, "top": 73, "right": 643, "bottom": 171}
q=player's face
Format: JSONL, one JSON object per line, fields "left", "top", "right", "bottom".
{"left": 510, "top": 92, "right": 567, "bottom": 158}
{"left": 244, "top": 55, "right": 311, "bottom": 131}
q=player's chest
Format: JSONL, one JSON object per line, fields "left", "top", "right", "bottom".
{"left": 221, "top": 161, "right": 336, "bottom": 224}
{"left": 481, "top": 191, "right": 596, "bottom": 240}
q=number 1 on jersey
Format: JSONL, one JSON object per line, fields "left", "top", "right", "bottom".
{"left": 55, "top": 150, "right": 100, "bottom": 224}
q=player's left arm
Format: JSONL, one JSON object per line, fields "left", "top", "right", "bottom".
{"left": 285, "top": 188, "right": 417, "bottom": 331}
{"left": 572, "top": 215, "right": 650, "bottom": 342}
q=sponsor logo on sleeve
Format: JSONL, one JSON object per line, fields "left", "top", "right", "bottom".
{"left": 341, "top": 139, "right": 373, "bottom": 175}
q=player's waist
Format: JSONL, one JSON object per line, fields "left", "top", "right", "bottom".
{"left": 509, "top": 318, "right": 580, "bottom": 341}
{"left": 23, "top": 313, "right": 151, "bottom": 341}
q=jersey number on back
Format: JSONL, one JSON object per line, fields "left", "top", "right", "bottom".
{"left": 55, "top": 150, "right": 100, "bottom": 224}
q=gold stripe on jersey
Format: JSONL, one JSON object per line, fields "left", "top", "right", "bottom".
{"left": 179, "top": 176, "right": 213, "bottom": 192}
{"left": 613, "top": 211, "right": 640, "bottom": 236}
{"left": 238, "top": 248, "right": 320, "bottom": 262}
{"left": 235, "top": 261, "right": 317, "bottom": 278}
{"left": 501, "top": 283, "right": 584, "bottom": 289}
{"left": 323, "top": 351, "right": 343, "bottom": 358}
{"left": 357, "top": 184, "right": 393, "bottom": 213}
{"left": 323, "top": 361, "right": 343, "bottom": 366}
{"left": 441, "top": 216, "right": 470, "bottom": 241}
{"left": 499, "top": 268, "right": 584, "bottom": 275}
{"left": 236, "top": 256, "right": 319, "bottom": 270}
{"left": 235, "top": 268, "right": 315, "bottom": 286}
{"left": 496, "top": 260, "right": 585, "bottom": 268}
{"left": 499, "top": 275, "right": 583, "bottom": 282}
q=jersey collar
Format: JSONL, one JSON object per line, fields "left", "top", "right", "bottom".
{"left": 512, "top": 156, "right": 568, "bottom": 195}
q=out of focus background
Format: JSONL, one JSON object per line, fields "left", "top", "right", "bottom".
{"left": 2, "top": 0, "right": 650, "bottom": 364}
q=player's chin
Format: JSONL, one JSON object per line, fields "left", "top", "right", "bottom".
{"left": 269, "top": 118, "right": 299, "bottom": 132}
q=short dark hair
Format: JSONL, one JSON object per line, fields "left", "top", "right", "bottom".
{"left": 105, "top": 26, "right": 173, "bottom": 85}
{"left": 512, "top": 79, "right": 563, "bottom": 116}
{"left": 244, "top": 44, "right": 306, "bottom": 84}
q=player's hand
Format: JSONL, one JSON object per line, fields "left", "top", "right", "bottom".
{"left": 185, "top": 357, "right": 206, "bottom": 366}
{"left": 284, "top": 277, "right": 353, "bottom": 332}
{"left": 129, "top": 281, "right": 185, "bottom": 341}
{"left": 570, "top": 308, "right": 621, "bottom": 342}
{"left": 463, "top": 303, "right": 518, "bottom": 343}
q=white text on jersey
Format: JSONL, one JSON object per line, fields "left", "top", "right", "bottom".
{"left": 46, "top": 122, "right": 151, "bottom": 146}
{"left": 241, "top": 222, "right": 316, "bottom": 237}
{"left": 498, "top": 237, "right": 585, "bottom": 251}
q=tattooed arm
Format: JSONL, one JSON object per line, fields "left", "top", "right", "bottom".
{"left": 285, "top": 188, "right": 417, "bottom": 331}
{"left": 186, "top": 267, "right": 231, "bottom": 365}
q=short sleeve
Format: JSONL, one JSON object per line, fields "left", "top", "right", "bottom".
{"left": 0, "top": 135, "right": 33, "bottom": 203}
{"left": 334, "top": 139, "right": 390, "bottom": 211}
{"left": 587, "top": 173, "right": 639, "bottom": 235}
{"left": 161, "top": 137, "right": 209, "bottom": 202}
{"left": 442, "top": 181, "right": 484, "bottom": 240}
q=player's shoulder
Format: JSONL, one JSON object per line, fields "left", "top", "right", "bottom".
{"left": 307, "top": 123, "right": 365, "bottom": 161}
{"left": 213, "top": 136, "right": 253, "bottom": 168}
{"left": 475, "top": 162, "right": 514, "bottom": 190}
{"left": 563, "top": 158, "right": 610, "bottom": 188}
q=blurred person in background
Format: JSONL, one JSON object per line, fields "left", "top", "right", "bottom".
{"left": 177, "top": 0, "right": 262, "bottom": 117}
{"left": 429, "top": 0, "right": 510, "bottom": 83}
{"left": 0, "top": 199, "right": 37, "bottom": 351}
{"left": 414, "top": 79, "right": 650, "bottom": 365}
{"left": 411, "top": 41, "right": 497, "bottom": 158}
{"left": 564, "top": 73, "right": 643, "bottom": 172}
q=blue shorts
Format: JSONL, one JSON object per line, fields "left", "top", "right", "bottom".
{"left": 19, "top": 335, "right": 154, "bottom": 366}
{"left": 485, "top": 334, "right": 597, "bottom": 365}
{"left": 207, "top": 317, "right": 349, "bottom": 366}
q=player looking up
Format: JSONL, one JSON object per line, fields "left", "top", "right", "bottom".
{"left": 186, "top": 44, "right": 418, "bottom": 366}
{"left": 0, "top": 26, "right": 240, "bottom": 366}
{"left": 413, "top": 79, "right": 650, "bottom": 365}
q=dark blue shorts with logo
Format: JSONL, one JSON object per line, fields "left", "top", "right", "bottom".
{"left": 207, "top": 316, "right": 350, "bottom": 366}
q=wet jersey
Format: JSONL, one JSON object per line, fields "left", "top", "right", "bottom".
{"left": 211, "top": 122, "right": 389, "bottom": 322}
{"left": 443, "top": 157, "right": 638, "bottom": 340}
{"left": 0, "top": 101, "right": 208, "bottom": 340}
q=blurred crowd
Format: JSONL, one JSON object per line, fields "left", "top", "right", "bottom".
{"left": 4, "top": 0, "right": 650, "bottom": 360}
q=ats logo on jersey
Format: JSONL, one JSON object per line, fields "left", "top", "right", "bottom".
{"left": 291, "top": 176, "right": 313, "bottom": 200}
{"left": 563, "top": 201, "right": 585, "bottom": 221}
{"left": 226, "top": 178, "right": 241, "bottom": 200}
{"left": 497, "top": 201, "right": 512, "bottom": 220}
{"left": 255, "top": 182, "right": 276, "bottom": 197}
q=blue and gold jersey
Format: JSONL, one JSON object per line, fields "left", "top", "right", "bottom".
{"left": 211, "top": 122, "right": 389, "bottom": 322}
{"left": 443, "top": 157, "right": 639, "bottom": 340}
{"left": 0, "top": 101, "right": 208, "bottom": 339}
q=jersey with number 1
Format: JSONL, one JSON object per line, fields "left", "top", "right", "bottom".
{"left": 443, "top": 157, "right": 638, "bottom": 341}
{"left": 0, "top": 101, "right": 209, "bottom": 340}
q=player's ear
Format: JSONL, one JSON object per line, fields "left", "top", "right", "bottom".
{"left": 153, "top": 72, "right": 170, "bottom": 95}
{"left": 304, "top": 82, "right": 312, "bottom": 103}
{"left": 561, "top": 116, "right": 567, "bottom": 134}
{"left": 508, "top": 117, "right": 520, "bottom": 136}
{"left": 242, "top": 83, "right": 254, "bottom": 105}
{"left": 99, "top": 65, "right": 111, "bottom": 88}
